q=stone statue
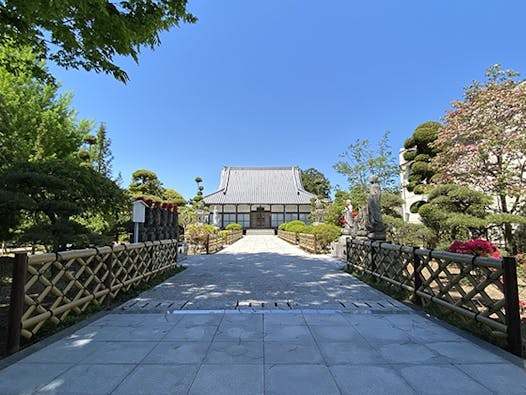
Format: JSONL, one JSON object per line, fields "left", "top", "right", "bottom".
{"left": 352, "top": 206, "right": 368, "bottom": 237}
{"left": 313, "top": 198, "right": 325, "bottom": 223}
{"left": 212, "top": 206, "right": 219, "bottom": 227}
{"left": 341, "top": 200, "right": 353, "bottom": 235}
{"left": 365, "top": 175, "right": 386, "bottom": 240}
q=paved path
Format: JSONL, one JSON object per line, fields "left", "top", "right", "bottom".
{"left": 0, "top": 235, "right": 525, "bottom": 394}
{"left": 118, "top": 235, "right": 407, "bottom": 312}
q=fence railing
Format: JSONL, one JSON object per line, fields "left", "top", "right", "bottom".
{"left": 6, "top": 239, "right": 179, "bottom": 355}
{"left": 187, "top": 230, "right": 244, "bottom": 255}
{"left": 278, "top": 230, "right": 297, "bottom": 245}
{"left": 279, "top": 230, "right": 321, "bottom": 254}
{"left": 346, "top": 238, "right": 523, "bottom": 357}
{"left": 298, "top": 233, "right": 318, "bottom": 254}
{"left": 206, "top": 234, "right": 223, "bottom": 254}
{"left": 225, "top": 230, "right": 243, "bottom": 245}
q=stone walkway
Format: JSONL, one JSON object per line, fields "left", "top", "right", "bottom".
{"left": 0, "top": 235, "right": 525, "bottom": 394}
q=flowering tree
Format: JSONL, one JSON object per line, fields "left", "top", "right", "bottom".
{"left": 433, "top": 65, "right": 526, "bottom": 253}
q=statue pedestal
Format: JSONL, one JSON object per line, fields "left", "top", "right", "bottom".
{"left": 368, "top": 231, "right": 386, "bottom": 241}
{"left": 331, "top": 235, "right": 350, "bottom": 259}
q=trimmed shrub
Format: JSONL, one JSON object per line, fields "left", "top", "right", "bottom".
{"left": 403, "top": 150, "right": 416, "bottom": 161}
{"left": 278, "top": 223, "right": 287, "bottom": 230}
{"left": 301, "top": 225, "right": 314, "bottom": 234}
{"left": 311, "top": 223, "right": 341, "bottom": 250}
{"left": 186, "top": 224, "right": 217, "bottom": 244}
{"left": 284, "top": 220, "right": 307, "bottom": 233}
{"left": 225, "top": 223, "right": 242, "bottom": 231}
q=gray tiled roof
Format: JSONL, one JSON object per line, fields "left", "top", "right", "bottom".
{"left": 204, "top": 167, "right": 316, "bottom": 205}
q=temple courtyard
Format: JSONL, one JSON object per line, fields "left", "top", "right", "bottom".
{"left": 0, "top": 235, "right": 525, "bottom": 394}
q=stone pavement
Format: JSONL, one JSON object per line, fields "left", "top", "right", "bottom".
{"left": 0, "top": 235, "right": 525, "bottom": 394}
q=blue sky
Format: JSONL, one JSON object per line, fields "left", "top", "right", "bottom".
{"left": 49, "top": 0, "right": 526, "bottom": 200}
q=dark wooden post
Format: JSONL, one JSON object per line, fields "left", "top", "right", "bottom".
{"left": 104, "top": 249, "right": 114, "bottom": 307}
{"left": 370, "top": 241, "right": 377, "bottom": 274}
{"left": 345, "top": 238, "right": 351, "bottom": 271}
{"left": 206, "top": 234, "right": 210, "bottom": 255}
{"left": 412, "top": 247, "right": 423, "bottom": 306}
{"left": 502, "top": 256, "right": 522, "bottom": 357}
{"left": 6, "top": 253, "right": 28, "bottom": 355}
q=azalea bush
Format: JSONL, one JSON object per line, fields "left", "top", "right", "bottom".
{"left": 448, "top": 239, "right": 501, "bottom": 258}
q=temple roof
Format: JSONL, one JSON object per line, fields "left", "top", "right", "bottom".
{"left": 203, "top": 166, "right": 316, "bottom": 205}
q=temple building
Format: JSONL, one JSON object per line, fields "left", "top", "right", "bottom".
{"left": 203, "top": 166, "right": 316, "bottom": 230}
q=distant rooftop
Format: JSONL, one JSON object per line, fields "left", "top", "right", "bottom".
{"left": 203, "top": 166, "right": 316, "bottom": 205}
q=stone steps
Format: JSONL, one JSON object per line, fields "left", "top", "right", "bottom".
{"left": 245, "top": 229, "right": 276, "bottom": 235}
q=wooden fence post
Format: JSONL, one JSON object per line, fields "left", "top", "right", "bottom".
{"left": 6, "top": 253, "right": 28, "bottom": 355}
{"left": 370, "top": 241, "right": 377, "bottom": 275}
{"left": 502, "top": 256, "right": 522, "bottom": 357}
{"left": 104, "top": 248, "right": 114, "bottom": 307}
{"left": 345, "top": 238, "right": 351, "bottom": 271}
{"left": 206, "top": 234, "right": 210, "bottom": 255}
{"left": 412, "top": 247, "right": 423, "bottom": 306}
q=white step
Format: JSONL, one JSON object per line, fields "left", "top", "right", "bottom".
{"left": 245, "top": 229, "right": 276, "bottom": 235}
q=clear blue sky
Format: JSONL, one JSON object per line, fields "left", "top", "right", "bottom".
{"left": 49, "top": 0, "right": 526, "bottom": 201}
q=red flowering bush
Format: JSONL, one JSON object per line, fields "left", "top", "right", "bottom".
{"left": 448, "top": 239, "right": 501, "bottom": 258}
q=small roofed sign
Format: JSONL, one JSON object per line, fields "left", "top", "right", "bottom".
{"left": 132, "top": 200, "right": 148, "bottom": 223}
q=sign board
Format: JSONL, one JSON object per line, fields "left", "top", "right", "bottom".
{"left": 132, "top": 200, "right": 148, "bottom": 223}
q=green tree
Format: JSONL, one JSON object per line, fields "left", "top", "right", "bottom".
{"left": 80, "top": 123, "right": 114, "bottom": 177}
{"left": 178, "top": 205, "right": 196, "bottom": 231}
{"left": 192, "top": 176, "right": 204, "bottom": 206}
{"left": 128, "top": 169, "right": 165, "bottom": 199}
{"left": 432, "top": 65, "right": 526, "bottom": 253}
{"left": 403, "top": 121, "right": 441, "bottom": 194}
{"left": 0, "top": 158, "right": 127, "bottom": 251}
{"left": 0, "top": 1, "right": 197, "bottom": 82}
{"left": 334, "top": 131, "right": 399, "bottom": 207}
{"left": 417, "top": 184, "right": 492, "bottom": 247}
{"left": 164, "top": 188, "right": 186, "bottom": 206}
{"left": 324, "top": 190, "right": 351, "bottom": 226}
{"left": 0, "top": 43, "right": 91, "bottom": 168}
{"left": 384, "top": 217, "right": 436, "bottom": 247}
{"left": 0, "top": 43, "right": 132, "bottom": 249}
{"left": 301, "top": 168, "right": 331, "bottom": 199}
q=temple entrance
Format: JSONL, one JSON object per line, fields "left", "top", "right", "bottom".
{"left": 250, "top": 207, "right": 270, "bottom": 228}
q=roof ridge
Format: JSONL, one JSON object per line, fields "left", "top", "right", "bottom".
{"left": 224, "top": 166, "right": 295, "bottom": 170}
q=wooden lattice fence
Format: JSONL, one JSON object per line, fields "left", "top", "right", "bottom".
{"left": 225, "top": 230, "right": 243, "bottom": 245}
{"left": 6, "top": 239, "right": 179, "bottom": 355}
{"left": 346, "top": 238, "right": 523, "bottom": 357}
{"left": 298, "top": 233, "right": 318, "bottom": 254}
{"left": 206, "top": 234, "right": 223, "bottom": 254}
{"left": 278, "top": 230, "right": 297, "bottom": 245}
{"left": 187, "top": 230, "right": 244, "bottom": 255}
